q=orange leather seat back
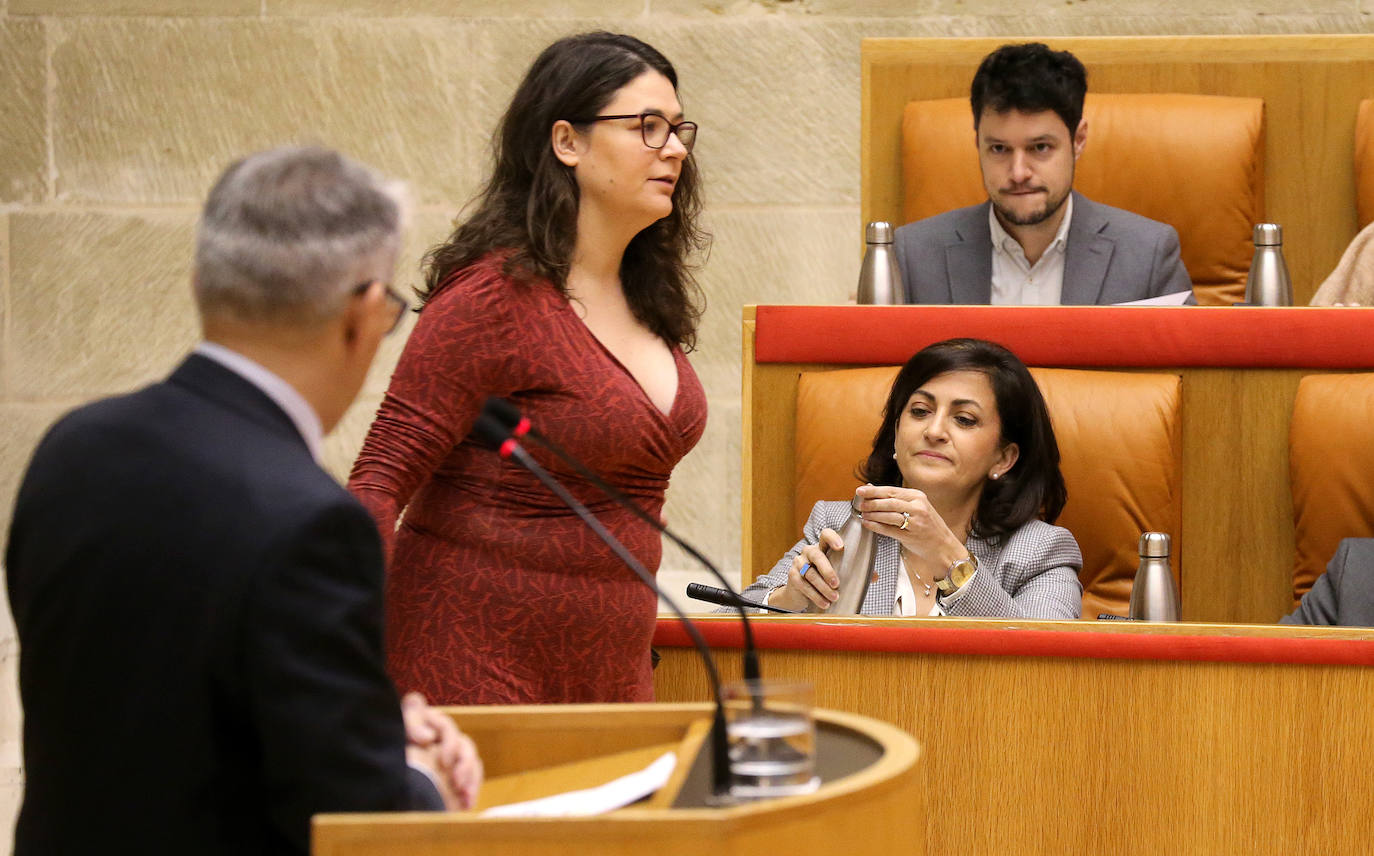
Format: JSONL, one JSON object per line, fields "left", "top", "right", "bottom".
{"left": 1355, "top": 99, "right": 1374, "bottom": 231}
{"left": 901, "top": 93, "right": 1264, "bottom": 306}
{"left": 1289, "top": 374, "right": 1374, "bottom": 602}
{"left": 795, "top": 366, "right": 1182, "bottom": 617}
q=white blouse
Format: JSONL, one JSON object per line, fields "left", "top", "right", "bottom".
{"left": 894, "top": 555, "right": 977, "bottom": 617}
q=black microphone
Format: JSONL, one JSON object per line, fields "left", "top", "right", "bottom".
{"left": 470, "top": 410, "right": 734, "bottom": 799}
{"left": 687, "top": 583, "right": 799, "bottom": 615}
{"left": 480, "top": 397, "right": 764, "bottom": 683}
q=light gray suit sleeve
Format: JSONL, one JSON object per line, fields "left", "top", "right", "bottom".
{"left": 1147, "top": 224, "right": 1196, "bottom": 303}
{"left": 894, "top": 228, "right": 915, "bottom": 303}
{"left": 1065, "top": 195, "right": 1197, "bottom": 305}
{"left": 1280, "top": 538, "right": 1354, "bottom": 625}
{"left": 893, "top": 205, "right": 989, "bottom": 304}
{"left": 940, "top": 521, "right": 1083, "bottom": 619}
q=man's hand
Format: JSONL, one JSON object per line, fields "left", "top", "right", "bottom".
{"left": 401, "top": 692, "right": 483, "bottom": 810}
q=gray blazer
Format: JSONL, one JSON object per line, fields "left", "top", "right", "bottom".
{"left": 742, "top": 500, "right": 1084, "bottom": 619}
{"left": 892, "top": 191, "right": 1195, "bottom": 305}
{"left": 1280, "top": 538, "right": 1374, "bottom": 627}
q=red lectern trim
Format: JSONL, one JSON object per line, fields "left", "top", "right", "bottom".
{"left": 752, "top": 305, "right": 1374, "bottom": 368}
{"left": 652, "top": 619, "right": 1374, "bottom": 666}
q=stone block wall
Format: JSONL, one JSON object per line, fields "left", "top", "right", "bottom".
{"left": 0, "top": 0, "right": 1369, "bottom": 844}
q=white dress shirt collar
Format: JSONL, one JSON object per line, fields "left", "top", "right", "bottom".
{"left": 988, "top": 194, "right": 1074, "bottom": 305}
{"left": 193, "top": 341, "right": 324, "bottom": 464}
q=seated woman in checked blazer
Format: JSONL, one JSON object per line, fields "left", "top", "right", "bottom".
{"left": 744, "top": 338, "right": 1083, "bottom": 619}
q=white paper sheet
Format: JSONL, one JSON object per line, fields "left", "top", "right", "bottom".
{"left": 1113, "top": 290, "right": 1194, "bottom": 306}
{"left": 480, "top": 751, "right": 678, "bottom": 818}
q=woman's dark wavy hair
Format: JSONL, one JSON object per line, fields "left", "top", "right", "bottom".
{"left": 418, "top": 31, "right": 708, "bottom": 349}
{"left": 859, "top": 338, "right": 1067, "bottom": 542}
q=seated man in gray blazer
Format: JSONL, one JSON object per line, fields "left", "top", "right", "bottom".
{"left": 1281, "top": 538, "right": 1374, "bottom": 627}
{"left": 894, "top": 42, "right": 1195, "bottom": 305}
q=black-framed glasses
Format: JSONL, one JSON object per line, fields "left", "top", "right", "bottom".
{"left": 353, "top": 281, "right": 409, "bottom": 335}
{"left": 574, "top": 112, "right": 697, "bottom": 153}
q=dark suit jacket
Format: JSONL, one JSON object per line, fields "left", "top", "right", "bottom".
{"left": 1280, "top": 538, "right": 1374, "bottom": 627}
{"left": 893, "top": 192, "right": 1195, "bottom": 304}
{"left": 5, "top": 354, "right": 439, "bottom": 856}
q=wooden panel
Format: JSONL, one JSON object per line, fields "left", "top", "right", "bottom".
{"left": 653, "top": 628, "right": 1374, "bottom": 856}
{"left": 446, "top": 704, "right": 704, "bottom": 780}
{"left": 740, "top": 311, "right": 760, "bottom": 589}
{"left": 1180, "top": 369, "right": 1302, "bottom": 622}
{"left": 743, "top": 305, "right": 839, "bottom": 588}
{"left": 863, "top": 35, "right": 1374, "bottom": 304}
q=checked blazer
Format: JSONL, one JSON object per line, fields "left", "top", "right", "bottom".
{"left": 742, "top": 500, "right": 1083, "bottom": 619}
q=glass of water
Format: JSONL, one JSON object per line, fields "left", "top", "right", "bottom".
{"left": 722, "top": 678, "right": 819, "bottom": 800}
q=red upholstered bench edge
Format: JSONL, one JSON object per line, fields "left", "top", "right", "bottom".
{"left": 753, "top": 305, "right": 1374, "bottom": 369}
{"left": 652, "top": 618, "right": 1374, "bottom": 666}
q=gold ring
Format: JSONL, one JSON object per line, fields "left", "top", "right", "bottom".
{"left": 899, "top": 512, "right": 910, "bottom": 531}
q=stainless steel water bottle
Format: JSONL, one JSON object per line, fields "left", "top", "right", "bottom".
{"left": 816, "top": 494, "right": 877, "bottom": 614}
{"left": 1128, "top": 532, "right": 1180, "bottom": 621}
{"left": 856, "top": 221, "right": 906, "bottom": 305}
{"left": 1243, "top": 223, "right": 1293, "bottom": 306}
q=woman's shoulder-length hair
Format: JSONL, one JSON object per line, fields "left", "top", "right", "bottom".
{"left": 416, "top": 31, "right": 708, "bottom": 350}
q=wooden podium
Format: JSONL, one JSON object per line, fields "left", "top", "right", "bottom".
{"left": 312, "top": 702, "right": 923, "bottom": 856}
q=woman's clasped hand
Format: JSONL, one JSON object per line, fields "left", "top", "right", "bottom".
{"left": 772, "top": 526, "right": 845, "bottom": 613}
{"left": 854, "top": 483, "right": 969, "bottom": 567}
{"left": 772, "top": 484, "right": 973, "bottom": 613}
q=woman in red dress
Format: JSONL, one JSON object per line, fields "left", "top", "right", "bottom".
{"left": 348, "top": 32, "right": 708, "bottom": 705}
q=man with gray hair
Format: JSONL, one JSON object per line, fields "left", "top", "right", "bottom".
{"left": 6, "top": 145, "right": 482, "bottom": 855}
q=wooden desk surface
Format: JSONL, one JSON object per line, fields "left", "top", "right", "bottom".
{"left": 654, "top": 617, "right": 1374, "bottom": 855}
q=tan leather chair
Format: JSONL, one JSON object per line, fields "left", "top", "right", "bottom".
{"left": 793, "top": 366, "right": 1182, "bottom": 618}
{"left": 1289, "top": 373, "right": 1374, "bottom": 604}
{"left": 901, "top": 93, "right": 1264, "bottom": 306}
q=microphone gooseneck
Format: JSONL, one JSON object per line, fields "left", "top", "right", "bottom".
{"left": 472, "top": 411, "right": 734, "bottom": 798}
{"left": 479, "top": 398, "right": 763, "bottom": 683}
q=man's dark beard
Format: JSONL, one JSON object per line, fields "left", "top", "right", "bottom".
{"left": 993, "top": 184, "right": 1070, "bottom": 227}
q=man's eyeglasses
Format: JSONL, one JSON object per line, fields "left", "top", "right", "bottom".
{"left": 353, "top": 281, "right": 409, "bottom": 335}
{"left": 574, "top": 112, "right": 697, "bottom": 153}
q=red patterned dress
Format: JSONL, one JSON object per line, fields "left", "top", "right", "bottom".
{"left": 348, "top": 253, "right": 707, "bottom": 704}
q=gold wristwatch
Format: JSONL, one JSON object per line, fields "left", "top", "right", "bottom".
{"left": 936, "top": 553, "right": 978, "bottom": 595}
